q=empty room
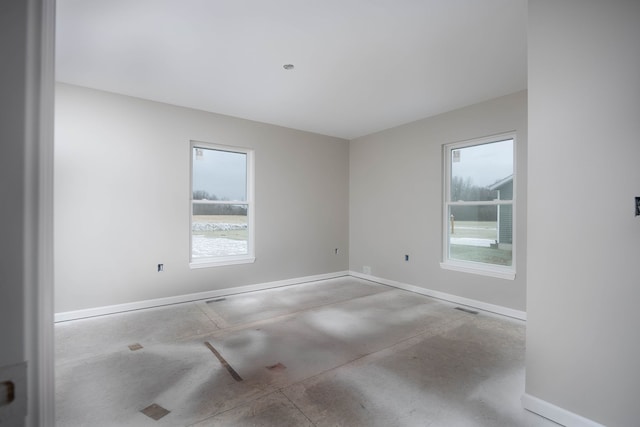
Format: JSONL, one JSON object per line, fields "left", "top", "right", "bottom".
{"left": 1, "top": 1, "right": 639, "bottom": 426}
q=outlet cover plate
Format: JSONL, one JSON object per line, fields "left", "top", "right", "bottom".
{"left": 0, "top": 362, "right": 27, "bottom": 424}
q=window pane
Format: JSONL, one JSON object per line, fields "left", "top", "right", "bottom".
{"left": 192, "top": 204, "right": 248, "bottom": 259}
{"left": 192, "top": 148, "right": 247, "bottom": 201}
{"left": 451, "top": 139, "right": 513, "bottom": 201}
{"left": 448, "top": 204, "right": 512, "bottom": 266}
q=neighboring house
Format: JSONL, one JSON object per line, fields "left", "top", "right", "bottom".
{"left": 489, "top": 175, "right": 513, "bottom": 246}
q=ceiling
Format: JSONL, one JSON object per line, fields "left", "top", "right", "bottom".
{"left": 55, "top": 0, "right": 527, "bottom": 140}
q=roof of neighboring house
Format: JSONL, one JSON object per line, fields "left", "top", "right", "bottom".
{"left": 489, "top": 174, "right": 513, "bottom": 190}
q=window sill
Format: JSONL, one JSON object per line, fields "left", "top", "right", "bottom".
{"left": 190, "top": 256, "right": 255, "bottom": 269}
{"left": 440, "top": 261, "right": 515, "bottom": 280}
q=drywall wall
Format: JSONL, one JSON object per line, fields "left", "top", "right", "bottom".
{"left": 349, "top": 91, "right": 527, "bottom": 311}
{"left": 1, "top": 0, "right": 52, "bottom": 424}
{"left": 0, "top": 0, "right": 28, "bottom": 370}
{"left": 55, "top": 83, "right": 349, "bottom": 313}
{"left": 527, "top": 1, "right": 640, "bottom": 425}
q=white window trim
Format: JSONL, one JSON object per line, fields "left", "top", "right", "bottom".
{"left": 189, "top": 140, "right": 255, "bottom": 268}
{"left": 441, "top": 132, "right": 516, "bottom": 280}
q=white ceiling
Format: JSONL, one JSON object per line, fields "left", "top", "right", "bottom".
{"left": 55, "top": 0, "right": 527, "bottom": 140}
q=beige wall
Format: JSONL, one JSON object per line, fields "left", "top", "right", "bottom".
{"left": 55, "top": 83, "right": 349, "bottom": 312}
{"left": 527, "top": 1, "right": 640, "bottom": 425}
{"left": 349, "top": 91, "right": 527, "bottom": 312}
{"left": 55, "top": 85, "right": 529, "bottom": 315}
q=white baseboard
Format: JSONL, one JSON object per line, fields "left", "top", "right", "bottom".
{"left": 55, "top": 270, "right": 526, "bottom": 323}
{"left": 55, "top": 271, "right": 350, "bottom": 322}
{"left": 522, "top": 393, "right": 605, "bottom": 427}
{"left": 349, "top": 271, "right": 527, "bottom": 321}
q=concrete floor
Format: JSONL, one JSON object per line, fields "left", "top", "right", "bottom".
{"left": 55, "top": 276, "right": 557, "bottom": 426}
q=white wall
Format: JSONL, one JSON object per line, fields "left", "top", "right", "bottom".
{"left": 55, "top": 83, "right": 349, "bottom": 313}
{"left": 526, "top": 1, "right": 640, "bottom": 425}
{"left": 349, "top": 91, "right": 527, "bottom": 312}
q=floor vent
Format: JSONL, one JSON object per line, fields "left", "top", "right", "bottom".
{"left": 207, "top": 298, "right": 226, "bottom": 303}
{"left": 455, "top": 307, "right": 478, "bottom": 315}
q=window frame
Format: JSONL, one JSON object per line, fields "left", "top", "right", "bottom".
{"left": 189, "top": 140, "right": 255, "bottom": 268}
{"left": 440, "top": 132, "right": 516, "bottom": 280}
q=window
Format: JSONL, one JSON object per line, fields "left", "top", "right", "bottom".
{"left": 190, "top": 141, "right": 254, "bottom": 267}
{"left": 441, "top": 133, "right": 515, "bottom": 279}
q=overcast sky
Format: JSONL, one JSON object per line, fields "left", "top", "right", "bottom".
{"left": 192, "top": 148, "right": 247, "bottom": 201}
{"left": 191, "top": 140, "right": 511, "bottom": 200}
{"left": 451, "top": 139, "right": 513, "bottom": 187}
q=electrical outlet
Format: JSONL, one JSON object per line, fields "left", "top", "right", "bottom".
{"left": 363, "top": 266, "right": 371, "bottom": 275}
{"left": 0, "top": 362, "right": 27, "bottom": 423}
{"left": 0, "top": 381, "right": 14, "bottom": 407}
{"left": 157, "top": 264, "right": 164, "bottom": 272}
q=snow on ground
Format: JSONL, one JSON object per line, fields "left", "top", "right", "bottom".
{"left": 192, "top": 221, "right": 494, "bottom": 254}
{"left": 450, "top": 237, "right": 494, "bottom": 247}
{"left": 192, "top": 221, "right": 248, "bottom": 257}
{"left": 192, "top": 235, "right": 247, "bottom": 257}
{"left": 192, "top": 222, "right": 247, "bottom": 232}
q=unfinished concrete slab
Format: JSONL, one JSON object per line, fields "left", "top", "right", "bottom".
{"left": 56, "top": 302, "right": 220, "bottom": 363}
{"left": 55, "top": 276, "right": 557, "bottom": 426}
{"left": 283, "top": 315, "right": 549, "bottom": 427}
{"left": 191, "top": 392, "right": 313, "bottom": 427}
{"left": 199, "top": 276, "right": 389, "bottom": 326}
